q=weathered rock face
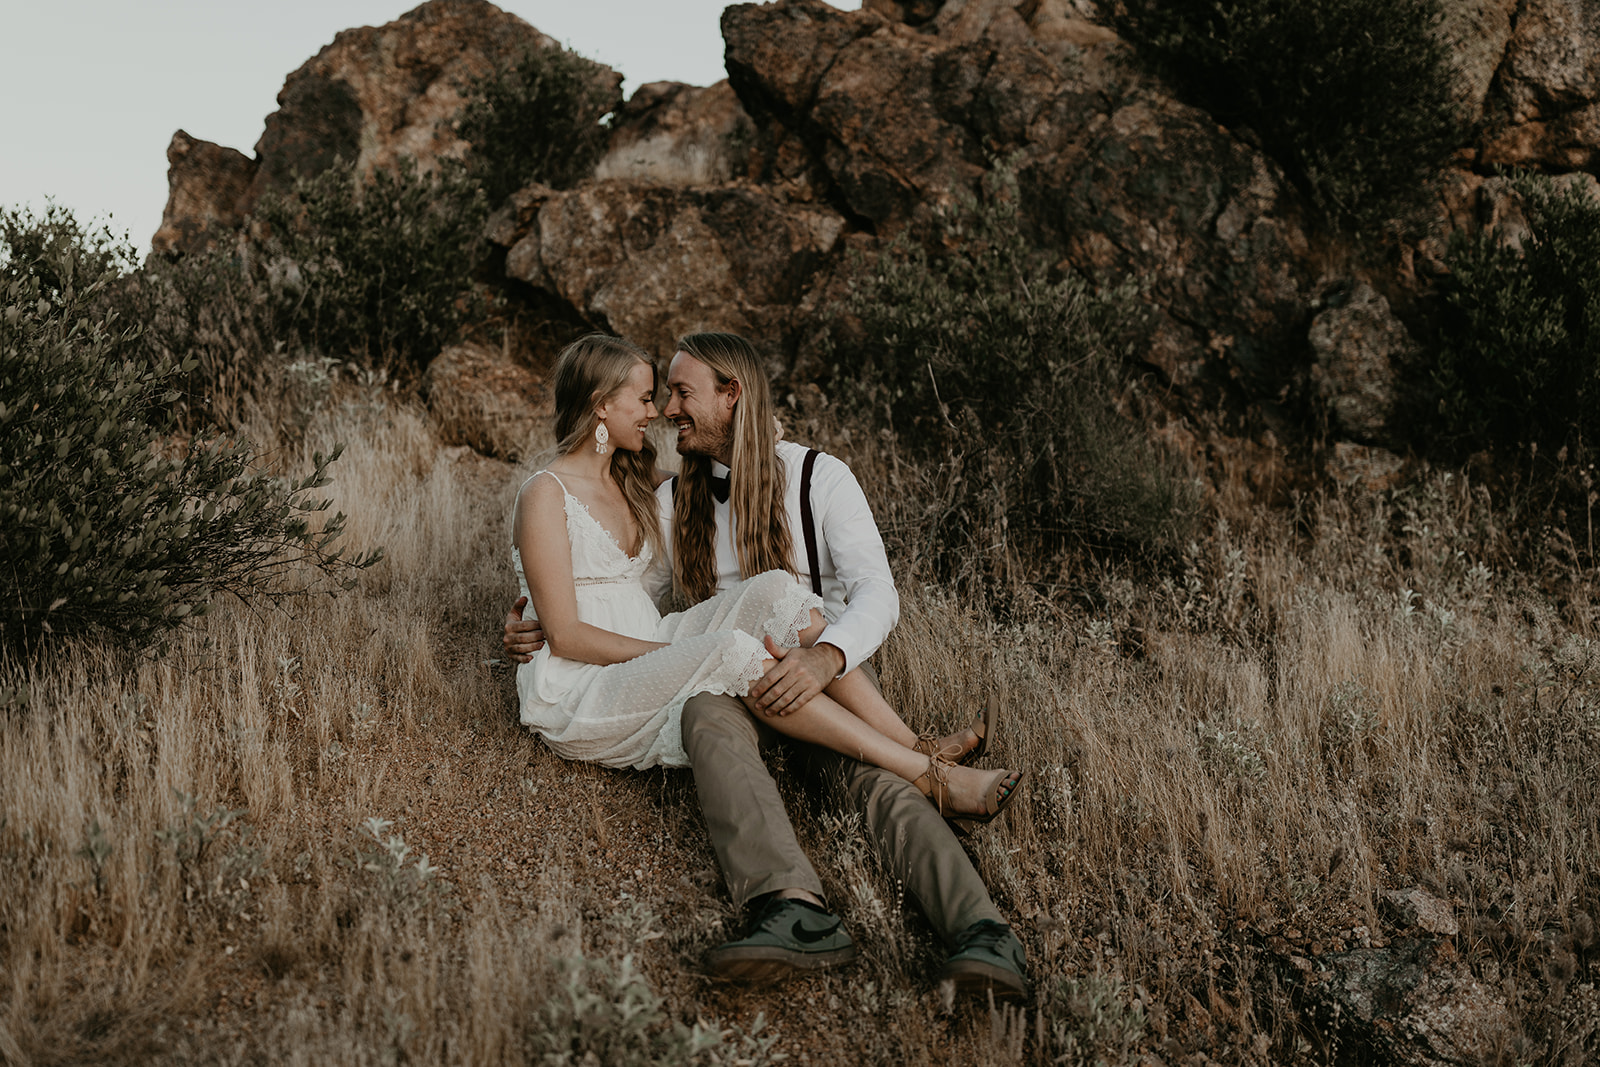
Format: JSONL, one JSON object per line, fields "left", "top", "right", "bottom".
{"left": 595, "top": 81, "right": 756, "bottom": 186}
{"left": 151, "top": 131, "right": 259, "bottom": 256}
{"left": 490, "top": 181, "right": 848, "bottom": 365}
{"left": 723, "top": 0, "right": 1318, "bottom": 397}
{"left": 1439, "top": 0, "right": 1520, "bottom": 120}
{"left": 154, "top": 0, "right": 579, "bottom": 256}
{"left": 1309, "top": 283, "right": 1410, "bottom": 442}
{"left": 1480, "top": 0, "right": 1600, "bottom": 171}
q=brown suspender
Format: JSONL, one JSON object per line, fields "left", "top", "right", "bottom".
{"left": 800, "top": 448, "right": 822, "bottom": 596}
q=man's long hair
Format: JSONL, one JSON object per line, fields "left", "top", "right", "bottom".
{"left": 551, "top": 333, "right": 664, "bottom": 562}
{"left": 673, "top": 332, "right": 794, "bottom": 604}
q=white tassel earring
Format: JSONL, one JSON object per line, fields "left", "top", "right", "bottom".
{"left": 594, "top": 420, "right": 610, "bottom": 455}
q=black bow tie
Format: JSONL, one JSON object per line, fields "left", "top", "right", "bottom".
{"left": 710, "top": 474, "right": 730, "bottom": 504}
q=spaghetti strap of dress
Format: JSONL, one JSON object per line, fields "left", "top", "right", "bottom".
{"left": 520, "top": 469, "right": 570, "bottom": 497}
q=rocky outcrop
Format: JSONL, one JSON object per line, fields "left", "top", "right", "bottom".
{"left": 153, "top": 0, "right": 1600, "bottom": 453}
{"left": 595, "top": 81, "right": 756, "bottom": 186}
{"left": 490, "top": 181, "right": 849, "bottom": 365}
{"left": 252, "top": 0, "right": 568, "bottom": 193}
{"left": 154, "top": 0, "right": 583, "bottom": 256}
{"left": 151, "top": 132, "right": 259, "bottom": 256}
{"left": 1480, "top": 0, "right": 1600, "bottom": 171}
{"left": 722, "top": 0, "right": 1317, "bottom": 395}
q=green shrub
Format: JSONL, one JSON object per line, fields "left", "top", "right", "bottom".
{"left": 1112, "top": 0, "right": 1464, "bottom": 230}
{"left": 0, "top": 207, "right": 379, "bottom": 658}
{"left": 832, "top": 171, "right": 1200, "bottom": 585}
{"left": 110, "top": 245, "right": 270, "bottom": 431}
{"left": 250, "top": 157, "right": 488, "bottom": 370}
{"left": 119, "top": 158, "right": 485, "bottom": 430}
{"left": 457, "top": 44, "right": 621, "bottom": 204}
{"left": 0, "top": 203, "right": 133, "bottom": 295}
{"left": 1432, "top": 173, "right": 1600, "bottom": 455}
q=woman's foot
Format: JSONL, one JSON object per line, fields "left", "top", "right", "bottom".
{"left": 911, "top": 757, "right": 1023, "bottom": 821}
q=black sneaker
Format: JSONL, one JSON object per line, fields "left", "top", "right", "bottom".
{"left": 706, "top": 896, "right": 858, "bottom": 984}
{"left": 937, "top": 919, "right": 1030, "bottom": 1002}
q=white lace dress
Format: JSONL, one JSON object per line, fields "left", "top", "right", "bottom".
{"left": 513, "top": 472, "right": 823, "bottom": 770}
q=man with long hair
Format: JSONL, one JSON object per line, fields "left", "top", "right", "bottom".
{"left": 505, "top": 332, "right": 1028, "bottom": 1001}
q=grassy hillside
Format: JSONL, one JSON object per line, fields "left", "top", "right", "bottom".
{"left": 3, "top": 369, "right": 1597, "bottom": 1062}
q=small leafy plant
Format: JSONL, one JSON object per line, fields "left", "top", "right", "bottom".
{"left": 349, "top": 817, "right": 443, "bottom": 914}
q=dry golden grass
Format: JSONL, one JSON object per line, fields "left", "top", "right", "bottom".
{"left": 3, "top": 389, "right": 1598, "bottom": 1065}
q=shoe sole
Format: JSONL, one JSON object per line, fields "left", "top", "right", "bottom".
{"left": 937, "top": 959, "right": 1030, "bottom": 1003}
{"left": 961, "top": 693, "right": 1000, "bottom": 766}
{"left": 706, "top": 944, "right": 858, "bottom": 984}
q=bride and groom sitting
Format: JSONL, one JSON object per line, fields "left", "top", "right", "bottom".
{"left": 502, "top": 331, "right": 1030, "bottom": 1000}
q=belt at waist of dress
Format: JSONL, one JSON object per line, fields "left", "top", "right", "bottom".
{"left": 573, "top": 575, "right": 646, "bottom": 588}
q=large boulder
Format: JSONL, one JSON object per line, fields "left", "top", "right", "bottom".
{"left": 248, "top": 0, "right": 566, "bottom": 193}
{"left": 491, "top": 181, "right": 849, "bottom": 366}
{"left": 421, "top": 342, "right": 551, "bottom": 461}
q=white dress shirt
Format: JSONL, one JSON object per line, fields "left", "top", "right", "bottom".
{"left": 645, "top": 440, "right": 900, "bottom": 675}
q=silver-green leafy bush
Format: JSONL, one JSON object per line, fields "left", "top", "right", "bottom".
{"left": 1434, "top": 173, "right": 1600, "bottom": 456}
{"left": 0, "top": 207, "right": 380, "bottom": 659}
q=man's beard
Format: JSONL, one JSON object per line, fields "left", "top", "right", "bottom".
{"left": 680, "top": 419, "right": 733, "bottom": 460}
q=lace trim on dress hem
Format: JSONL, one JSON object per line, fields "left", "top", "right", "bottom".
{"left": 718, "top": 634, "right": 774, "bottom": 700}
{"left": 763, "top": 584, "right": 826, "bottom": 650}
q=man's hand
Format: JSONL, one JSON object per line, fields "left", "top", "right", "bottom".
{"left": 750, "top": 637, "right": 844, "bottom": 716}
{"left": 503, "top": 596, "right": 547, "bottom": 663}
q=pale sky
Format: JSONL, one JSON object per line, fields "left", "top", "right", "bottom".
{"left": 0, "top": 1, "right": 859, "bottom": 254}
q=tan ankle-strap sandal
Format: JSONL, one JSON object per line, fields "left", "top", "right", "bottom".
{"left": 913, "top": 694, "right": 1000, "bottom": 766}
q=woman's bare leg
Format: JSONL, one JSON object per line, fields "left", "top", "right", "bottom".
{"left": 792, "top": 609, "right": 979, "bottom": 757}
{"left": 742, "top": 667, "right": 1017, "bottom": 815}
{"left": 825, "top": 670, "right": 920, "bottom": 747}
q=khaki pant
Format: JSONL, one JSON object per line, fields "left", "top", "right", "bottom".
{"left": 680, "top": 666, "right": 1003, "bottom": 946}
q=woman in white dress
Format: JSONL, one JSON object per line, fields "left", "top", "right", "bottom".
{"left": 513, "top": 334, "right": 1021, "bottom": 821}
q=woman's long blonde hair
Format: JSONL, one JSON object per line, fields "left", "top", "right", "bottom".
{"left": 672, "top": 332, "right": 794, "bottom": 603}
{"left": 551, "top": 333, "right": 664, "bottom": 561}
